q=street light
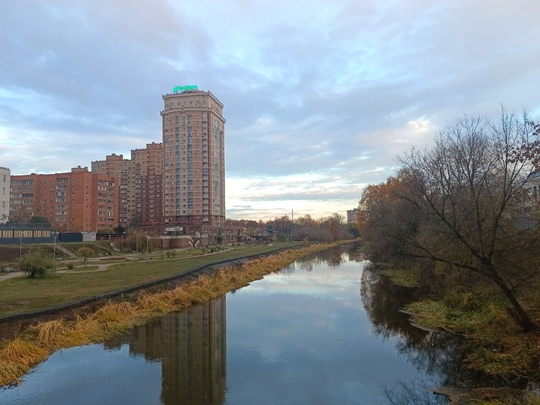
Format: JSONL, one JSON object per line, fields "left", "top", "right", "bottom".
{"left": 145, "top": 231, "right": 149, "bottom": 260}
{"left": 52, "top": 231, "right": 59, "bottom": 262}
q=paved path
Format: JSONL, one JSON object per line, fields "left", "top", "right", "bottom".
{"left": 0, "top": 271, "right": 24, "bottom": 282}
{"left": 0, "top": 265, "right": 111, "bottom": 282}
{"left": 0, "top": 248, "right": 232, "bottom": 282}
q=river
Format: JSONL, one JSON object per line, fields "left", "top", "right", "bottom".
{"left": 2, "top": 245, "right": 463, "bottom": 404}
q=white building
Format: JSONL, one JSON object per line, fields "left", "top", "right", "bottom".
{"left": 0, "top": 167, "right": 10, "bottom": 223}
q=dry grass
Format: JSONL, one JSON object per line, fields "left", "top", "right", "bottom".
{"left": 0, "top": 241, "right": 346, "bottom": 387}
{"left": 404, "top": 297, "right": 540, "bottom": 383}
{"left": 0, "top": 338, "right": 50, "bottom": 387}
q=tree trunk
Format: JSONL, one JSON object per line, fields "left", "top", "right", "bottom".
{"left": 489, "top": 266, "right": 538, "bottom": 332}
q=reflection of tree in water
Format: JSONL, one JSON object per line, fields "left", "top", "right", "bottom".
{"left": 298, "top": 246, "right": 346, "bottom": 268}
{"left": 382, "top": 379, "right": 448, "bottom": 405}
{"left": 278, "top": 246, "right": 349, "bottom": 274}
{"left": 361, "top": 266, "right": 532, "bottom": 403}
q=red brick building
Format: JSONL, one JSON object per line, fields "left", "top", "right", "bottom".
{"left": 10, "top": 167, "right": 118, "bottom": 232}
{"left": 92, "top": 142, "right": 164, "bottom": 236}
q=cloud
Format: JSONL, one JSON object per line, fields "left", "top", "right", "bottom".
{"left": 1, "top": 0, "right": 539, "bottom": 219}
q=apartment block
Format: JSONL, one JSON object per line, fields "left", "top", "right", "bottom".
{"left": 0, "top": 167, "right": 10, "bottom": 223}
{"left": 161, "top": 89, "right": 226, "bottom": 236}
{"left": 132, "top": 142, "right": 164, "bottom": 235}
{"left": 92, "top": 143, "right": 163, "bottom": 236}
{"left": 347, "top": 208, "right": 359, "bottom": 224}
{"left": 92, "top": 153, "right": 135, "bottom": 229}
{"left": 10, "top": 167, "right": 118, "bottom": 232}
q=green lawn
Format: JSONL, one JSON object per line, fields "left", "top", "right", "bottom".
{"left": 0, "top": 243, "right": 300, "bottom": 318}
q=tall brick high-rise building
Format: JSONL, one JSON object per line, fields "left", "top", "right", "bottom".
{"left": 161, "top": 88, "right": 226, "bottom": 239}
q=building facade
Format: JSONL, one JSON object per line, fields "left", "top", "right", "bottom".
{"left": 132, "top": 142, "right": 164, "bottom": 235}
{"left": 347, "top": 208, "right": 359, "bottom": 224}
{"left": 92, "top": 143, "right": 164, "bottom": 236}
{"left": 92, "top": 153, "right": 135, "bottom": 229}
{"left": 161, "top": 89, "right": 226, "bottom": 238}
{"left": 0, "top": 167, "right": 10, "bottom": 223}
{"left": 10, "top": 167, "right": 118, "bottom": 232}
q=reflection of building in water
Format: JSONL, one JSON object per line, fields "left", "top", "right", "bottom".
{"left": 105, "top": 296, "right": 226, "bottom": 405}
{"left": 162, "top": 296, "right": 226, "bottom": 405}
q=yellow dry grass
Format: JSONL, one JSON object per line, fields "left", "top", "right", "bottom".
{"left": 0, "top": 242, "right": 347, "bottom": 387}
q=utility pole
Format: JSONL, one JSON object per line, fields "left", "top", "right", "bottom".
{"left": 291, "top": 209, "right": 294, "bottom": 241}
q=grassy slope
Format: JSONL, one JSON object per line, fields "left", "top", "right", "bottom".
{"left": 0, "top": 243, "right": 301, "bottom": 317}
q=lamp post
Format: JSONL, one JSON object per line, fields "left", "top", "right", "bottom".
{"left": 52, "top": 231, "right": 59, "bottom": 262}
{"left": 145, "top": 231, "right": 149, "bottom": 260}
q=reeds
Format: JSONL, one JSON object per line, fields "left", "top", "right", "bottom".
{"left": 0, "top": 242, "right": 345, "bottom": 387}
{"left": 0, "top": 338, "right": 49, "bottom": 387}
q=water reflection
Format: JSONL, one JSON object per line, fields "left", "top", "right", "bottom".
{"left": 293, "top": 246, "right": 348, "bottom": 272}
{"left": 107, "top": 296, "right": 227, "bottom": 405}
{"left": 361, "top": 267, "right": 460, "bottom": 402}
{"left": 361, "top": 264, "right": 532, "bottom": 398}
{"left": 4, "top": 245, "right": 521, "bottom": 405}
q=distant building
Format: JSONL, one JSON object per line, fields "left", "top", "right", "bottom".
{"left": 347, "top": 208, "right": 359, "bottom": 224}
{"left": 527, "top": 170, "right": 540, "bottom": 202}
{"left": 161, "top": 88, "right": 226, "bottom": 242}
{"left": 10, "top": 167, "right": 118, "bottom": 232}
{"left": 0, "top": 167, "right": 10, "bottom": 223}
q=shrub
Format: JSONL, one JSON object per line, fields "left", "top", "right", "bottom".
{"left": 77, "top": 247, "right": 94, "bottom": 266}
{"left": 66, "top": 262, "right": 76, "bottom": 270}
{"left": 18, "top": 251, "right": 56, "bottom": 278}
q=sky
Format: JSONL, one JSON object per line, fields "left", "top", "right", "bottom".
{"left": 1, "top": 1, "right": 539, "bottom": 221}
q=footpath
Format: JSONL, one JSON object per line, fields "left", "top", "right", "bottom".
{"left": 0, "top": 248, "right": 202, "bottom": 282}
{"left": 0, "top": 257, "right": 127, "bottom": 282}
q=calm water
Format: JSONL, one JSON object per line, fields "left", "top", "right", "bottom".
{"left": 2, "top": 246, "right": 457, "bottom": 404}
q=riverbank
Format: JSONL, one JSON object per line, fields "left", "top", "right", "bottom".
{"left": 0, "top": 243, "right": 303, "bottom": 320}
{"left": 0, "top": 241, "right": 348, "bottom": 388}
{"left": 378, "top": 267, "right": 540, "bottom": 404}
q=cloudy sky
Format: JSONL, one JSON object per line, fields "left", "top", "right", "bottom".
{"left": 1, "top": 1, "right": 539, "bottom": 220}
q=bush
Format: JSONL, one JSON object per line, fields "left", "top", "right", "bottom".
{"left": 18, "top": 251, "right": 56, "bottom": 278}
{"left": 66, "top": 262, "right": 76, "bottom": 269}
{"left": 77, "top": 247, "right": 94, "bottom": 266}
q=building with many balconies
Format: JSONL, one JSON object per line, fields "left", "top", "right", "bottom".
{"left": 161, "top": 87, "right": 226, "bottom": 241}
{"left": 9, "top": 167, "right": 117, "bottom": 232}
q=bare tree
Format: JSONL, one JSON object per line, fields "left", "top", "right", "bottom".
{"left": 393, "top": 110, "right": 540, "bottom": 331}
